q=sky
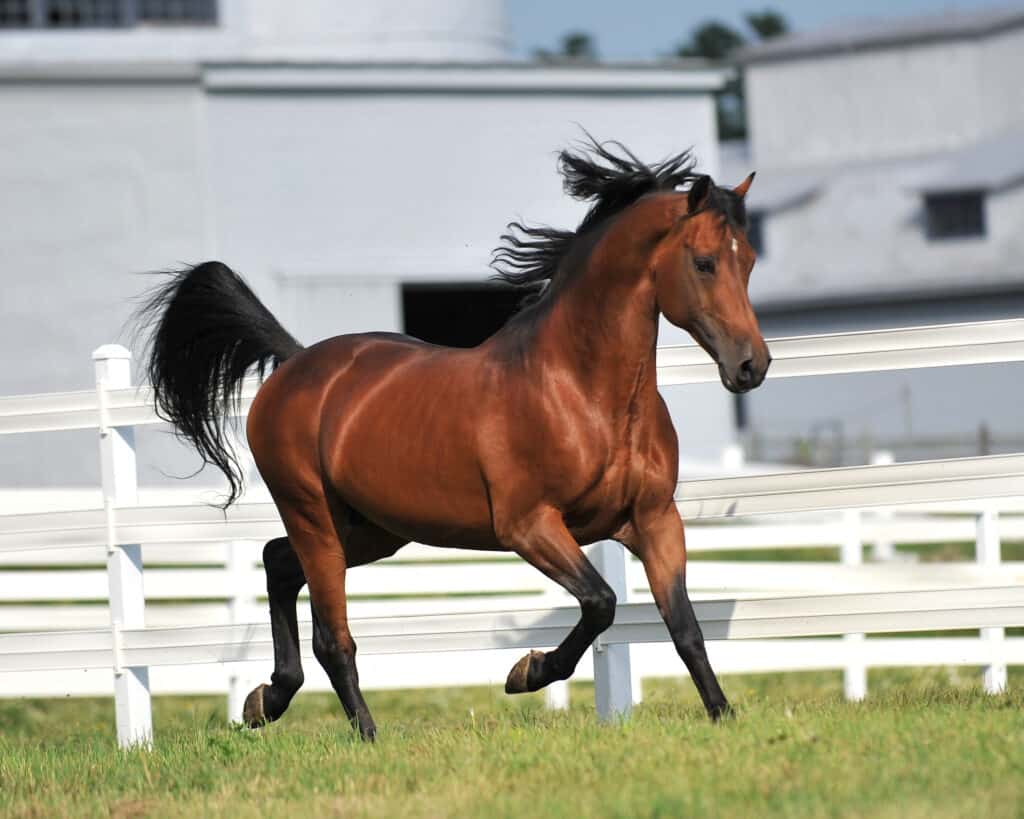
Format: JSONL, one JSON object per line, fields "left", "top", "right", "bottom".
{"left": 507, "top": 0, "right": 1018, "bottom": 59}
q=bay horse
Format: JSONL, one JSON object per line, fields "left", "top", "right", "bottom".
{"left": 137, "top": 139, "right": 769, "bottom": 740}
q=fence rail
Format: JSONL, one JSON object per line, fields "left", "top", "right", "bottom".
{"left": 0, "top": 318, "right": 1022, "bottom": 748}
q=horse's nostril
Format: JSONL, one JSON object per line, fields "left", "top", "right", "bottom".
{"left": 736, "top": 359, "right": 754, "bottom": 386}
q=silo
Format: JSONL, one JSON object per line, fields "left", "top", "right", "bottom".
{"left": 238, "top": 0, "right": 509, "bottom": 61}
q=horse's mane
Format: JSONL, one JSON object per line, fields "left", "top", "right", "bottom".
{"left": 491, "top": 137, "right": 707, "bottom": 297}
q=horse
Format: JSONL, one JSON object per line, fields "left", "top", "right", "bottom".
{"left": 136, "top": 139, "right": 769, "bottom": 741}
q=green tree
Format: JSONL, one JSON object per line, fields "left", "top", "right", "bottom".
{"left": 677, "top": 22, "right": 746, "bottom": 60}
{"left": 675, "top": 10, "right": 789, "bottom": 140}
{"left": 746, "top": 10, "right": 789, "bottom": 40}
{"left": 534, "top": 31, "right": 597, "bottom": 62}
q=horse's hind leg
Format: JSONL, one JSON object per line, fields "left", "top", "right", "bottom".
{"left": 243, "top": 537, "right": 307, "bottom": 728}
{"left": 271, "top": 494, "right": 379, "bottom": 740}
{"left": 503, "top": 508, "right": 616, "bottom": 694}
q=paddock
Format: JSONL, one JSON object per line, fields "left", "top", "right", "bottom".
{"left": 1, "top": 318, "right": 1022, "bottom": 748}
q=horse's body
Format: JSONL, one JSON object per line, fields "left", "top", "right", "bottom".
{"left": 139, "top": 141, "right": 769, "bottom": 739}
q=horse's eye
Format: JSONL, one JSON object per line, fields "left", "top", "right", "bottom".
{"left": 694, "top": 257, "right": 716, "bottom": 276}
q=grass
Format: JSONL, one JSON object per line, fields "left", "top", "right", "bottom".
{"left": 1, "top": 669, "right": 1023, "bottom": 818}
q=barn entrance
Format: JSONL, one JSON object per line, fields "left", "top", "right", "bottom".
{"left": 401, "top": 283, "right": 525, "bottom": 348}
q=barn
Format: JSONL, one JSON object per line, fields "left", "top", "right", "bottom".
{"left": 727, "top": 7, "right": 1024, "bottom": 465}
{"left": 0, "top": 0, "right": 732, "bottom": 494}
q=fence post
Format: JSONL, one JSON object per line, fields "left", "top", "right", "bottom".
{"left": 226, "top": 540, "right": 258, "bottom": 722}
{"left": 868, "top": 451, "right": 896, "bottom": 561}
{"left": 976, "top": 508, "right": 1006, "bottom": 694}
{"left": 544, "top": 678, "right": 570, "bottom": 710}
{"left": 590, "top": 540, "right": 632, "bottom": 720}
{"left": 841, "top": 509, "right": 867, "bottom": 701}
{"left": 94, "top": 345, "right": 152, "bottom": 749}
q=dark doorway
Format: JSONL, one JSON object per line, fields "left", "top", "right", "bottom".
{"left": 402, "top": 283, "right": 525, "bottom": 348}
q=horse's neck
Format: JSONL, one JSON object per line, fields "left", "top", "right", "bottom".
{"left": 535, "top": 256, "right": 660, "bottom": 417}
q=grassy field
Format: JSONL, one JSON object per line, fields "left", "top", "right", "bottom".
{"left": 1, "top": 668, "right": 1022, "bottom": 818}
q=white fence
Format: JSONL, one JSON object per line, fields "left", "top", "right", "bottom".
{"left": 1, "top": 319, "right": 1023, "bottom": 748}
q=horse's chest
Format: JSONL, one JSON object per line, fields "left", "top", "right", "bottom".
{"left": 559, "top": 448, "right": 643, "bottom": 542}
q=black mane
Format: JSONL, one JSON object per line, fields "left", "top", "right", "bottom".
{"left": 491, "top": 137, "right": 717, "bottom": 295}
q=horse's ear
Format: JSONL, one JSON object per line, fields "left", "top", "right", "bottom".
{"left": 733, "top": 172, "right": 756, "bottom": 199}
{"left": 687, "top": 175, "right": 712, "bottom": 213}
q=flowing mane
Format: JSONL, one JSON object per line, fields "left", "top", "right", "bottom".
{"left": 491, "top": 138, "right": 700, "bottom": 293}
{"left": 491, "top": 138, "right": 751, "bottom": 303}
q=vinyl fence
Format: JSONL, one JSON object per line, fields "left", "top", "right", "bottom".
{"left": 1, "top": 318, "right": 1023, "bottom": 748}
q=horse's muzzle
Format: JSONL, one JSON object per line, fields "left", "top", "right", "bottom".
{"left": 719, "top": 349, "right": 771, "bottom": 394}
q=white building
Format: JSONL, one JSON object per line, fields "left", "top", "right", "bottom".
{"left": 0, "top": 0, "right": 731, "bottom": 489}
{"left": 724, "top": 6, "right": 1024, "bottom": 465}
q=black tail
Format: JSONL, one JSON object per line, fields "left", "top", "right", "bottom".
{"left": 135, "top": 262, "right": 303, "bottom": 507}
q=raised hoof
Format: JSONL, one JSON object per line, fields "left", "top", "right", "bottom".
{"left": 242, "top": 683, "right": 270, "bottom": 728}
{"left": 505, "top": 650, "right": 545, "bottom": 694}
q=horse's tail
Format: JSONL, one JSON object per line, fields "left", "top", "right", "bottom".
{"left": 135, "top": 261, "right": 303, "bottom": 507}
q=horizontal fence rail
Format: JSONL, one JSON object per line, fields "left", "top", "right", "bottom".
{"left": 2, "top": 458, "right": 1022, "bottom": 554}
{"left": 2, "top": 318, "right": 1023, "bottom": 435}
{"left": 3, "top": 588, "right": 1022, "bottom": 673}
{"left": 658, "top": 318, "right": 1024, "bottom": 385}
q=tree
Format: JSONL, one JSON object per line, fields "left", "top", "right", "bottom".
{"left": 675, "top": 10, "right": 789, "bottom": 140}
{"left": 562, "top": 31, "right": 597, "bottom": 60}
{"left": 534, "top": 31, "right": 597, "bottom": 62}
{"left": 746, "top": 10, "right": 789, "bottom": 41}
{"left": 677, "top": 22, "right": 746, "bottom": 61}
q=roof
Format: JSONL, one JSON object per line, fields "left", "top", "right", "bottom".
{"left": 741, "top": 5, "right": 1024, "bottom": 64}
{"left": 0, "top": 57, "right": 729, "bottom": 93}
{"left": 199, "top": 60, "right": 730, "bottom": 94}
{"left": 720, "top": 128, "right": 1024, "bottom": 212}
{"left": 913, "top": 130, "right": 1024, "bottom": 194}
{"left": 718, "top": 141, "right": 824, "bottom": 212}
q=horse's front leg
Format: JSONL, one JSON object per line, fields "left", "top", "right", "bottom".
{"left": 503, "top": 507, "right": 617, "bottom": 694}
{"left": 626, "top": 504, "right": 731, "bottom": 720}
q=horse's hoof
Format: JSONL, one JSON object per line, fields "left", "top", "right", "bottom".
{"left": 709, "top": 702, "right": 735, "bottom": 722}
{"left": 505, "top": 650, "right": 545, "bottom": 694}
{"left": 242, "top": 683, "right": 269, "bottom": 728}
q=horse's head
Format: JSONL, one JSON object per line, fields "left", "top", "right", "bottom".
{"left": 651, "top": 173, "right": 771, "bottom": 393}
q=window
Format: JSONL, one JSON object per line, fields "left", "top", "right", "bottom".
{"left": 746, "top": 211, "right": 766, "bottom": 256}
{"left": 137, "top": 0, "right": 215, "bottom": 24}
{"left": 924, "top": 191, "right": 986, "bottom": 240}
{"left": 402, "top": 284, "right": 525, "bottom": 348}
{"left": 0, "top": 1, "right": 31, "bottom": 27}
{"left": 0, "top": 0, "right": 215, "bottom": 28}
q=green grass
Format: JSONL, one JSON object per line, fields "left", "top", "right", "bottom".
{"left": 2, "top": 669, "right": 1023, "bottom": 818}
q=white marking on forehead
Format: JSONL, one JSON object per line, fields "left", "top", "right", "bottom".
{"left": 731, "top": 237, "right": 739, "bottom": 254}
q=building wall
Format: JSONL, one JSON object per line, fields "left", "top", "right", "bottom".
{"left": 0, "top": 66, "right": 733, "bottom": 488}
{"left": 749, "top": 161, "right": 1024, "bottom": 304}
{"left": 746, "top": 39, "right": 1001, "bottom": 169}
{"left": 0, "top": 76, "right": 212, "bottom": 394}
{"left": 204, "top": 77, "right": 733, "bottom": 466}
{"left": 977, "top": 28, "right": 1024, "bottom": 138}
